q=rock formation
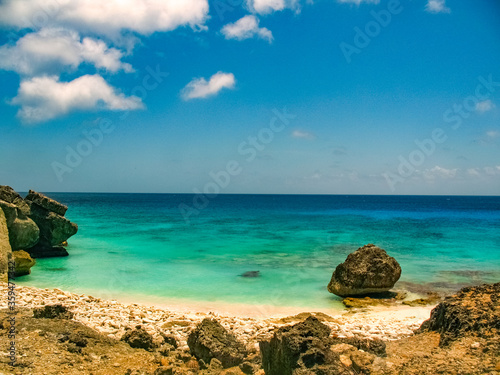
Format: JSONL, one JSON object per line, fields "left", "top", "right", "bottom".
{"left": 12, "top": 250, "right": 36, "bottom": 276}
{"left": 0, "top": 209, "right": 12, "bottom": 282}
{"left": 187, "top": 318, "right": 247, "bottom": 368}
{"left": 260, "top": 316, "right": 352, "bottom": 375}
{"left": 0, "top": 186, "right": 78, "bottom": 261}
{"left": 419, "top": 282, "right": 500, "bottom": 346}
{"left": 327, "top": 244, "right": 401, "bottom": 297}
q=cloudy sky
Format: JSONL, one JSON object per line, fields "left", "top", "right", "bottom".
{"left": 0, "top": 0, "right": 499, "bottom": 195}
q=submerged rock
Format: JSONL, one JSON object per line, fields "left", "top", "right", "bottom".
{"left": 240, "top": 271, "right": 260, "bottom": 278}
{"left": 419, "top": 282, "right": 500, "bottom": 346}
{"left": 187, "top": 318, "right": 246, "bottom": 368}
{"left": 13, "top": 250, "right": 36, "bottom": 276}
{"left": 327, "top": 244, "right": 401, "bottom": 297}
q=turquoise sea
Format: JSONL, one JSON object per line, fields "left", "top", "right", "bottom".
{"left": 15, "top": 194, "right": 500, "bottom": 309}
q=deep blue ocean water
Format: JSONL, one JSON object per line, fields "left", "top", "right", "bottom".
{"left": 15, "top": 194, "right": 500, "bottom": 309}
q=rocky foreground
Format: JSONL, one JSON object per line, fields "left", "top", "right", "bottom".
{"left": 1, "top": 283, "right": 499, "bottom": 375}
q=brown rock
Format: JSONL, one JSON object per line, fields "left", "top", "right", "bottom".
{"left": 25, "top": 189, "right": 68, "bottom": 216}
{"left": 0, "top": 209, "right": 12, "bottom": 282}
{"left": 328, "top": 244, "right": 402, "bottom": 297}
{"left": 187, "top": 318, "right": 246, "bottom": 368}
{"left": 13, "top": 250, "right": 36, "bottom": 276}
{"left": 419, "top": 282, "right": 500, "bottom": 346}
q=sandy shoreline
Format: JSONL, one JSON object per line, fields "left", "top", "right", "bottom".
{"left": 1, "top": 282, "right": 435, "bottom": 351}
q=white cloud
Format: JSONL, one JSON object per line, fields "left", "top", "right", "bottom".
{"left": 221, "top": 15, "right": 273, "bottom": 43}
{"left": 292, "top": 130, "right": 315, "bottom": 139}
{"left": 182, "top": 72, "right": 236, "bottom": 100}
{"left": 247, "top": 0, "right": 286, "bottom": 14}
{"left": 0, "top": 28, "right": 132, "bottom": 76}
{"left": 420, "top": 166, "right": 457, "bottom": 180}
{"left": 11, "top": 75, "right": 143, "bottom": 123}
{"left": 0, "top": 0, "right": 209, "bottom": 36}
{"left": 337, "top": 0, "right": 380, "bottom": 5}
{"left": 476, "top": 99, "right": 495, "bottom": 113}
{"left": 467, "top": 168, "right": 480, "bottom": 177}
{"left": 425, "top": 0, "right": 450, "bottom": 14}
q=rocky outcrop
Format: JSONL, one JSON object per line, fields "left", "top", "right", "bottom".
{"left": 33, "top": 304, "right": 74, "bottom": 319}
{"left": 0, "top": 185, "right": 78, "bottom": 262}
{"left": 419, "top": 282, "right": 500, "bottom": 346}
{"left": 327, "top": 244, "right": 401, "bottom": 297}
{"left": 0, "top": 209, "right": 12, "bottom": 282}
{"left": 0, "top": 187, "right": 39, "bottom": 250}
{"left": 260, "top": 316, "right": 351, "bottom": 375}
{"left": 13, "top": 250, "right": 36, "bottom": 276}
{"left": 187, "top": 318, "right": 247, "bottom": 368}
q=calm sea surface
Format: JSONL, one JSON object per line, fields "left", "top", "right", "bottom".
{"left": 15, "top": 194, "right": 500, "bottom": 309}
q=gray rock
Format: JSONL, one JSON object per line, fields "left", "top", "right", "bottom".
{"left": 25, "top": 189, "right": 68, "bottom": 216}
{"left": 0, "top": 209, "right": 12, "bottom": 282}
{"left": 8, "top": 216, "right": 40, "bottom": 250}
{"left": 187, "top": 318, "right": 246, "bottom": 368}
{"left": 12, "top": 250, "right": 36, "bottom": 276}
{"left": 327, "top": 244, "right": 401, "bottom": 297}
{"left": 0, "top": 185, "right": 30, "bottom": 216}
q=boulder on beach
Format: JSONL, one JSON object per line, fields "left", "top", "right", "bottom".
{"left": 121, "top": 326, "right": 155, "bottom": 351}
{"left": 327, "top": 244, "right": 401, "bottom": 297}
{"left": 33, "top": 304, "right": 74, "bottom": 319}
{"left": 0, "top": 209, "right": 12, "bottom": 282}
{"left": 419, "top": 282, "right": 500, "bottom": 346}
{"left": 187, "top": 318, "right": 247, "bottom": 368}
{"left": 13, "top": 250, "right": 36, "bottom": 276}
{"left": 259, "top": 316, "right": 351, "bottom": 375}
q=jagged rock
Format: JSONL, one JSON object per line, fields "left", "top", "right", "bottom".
{"left": 25, "top": 194, "right": 77, "bottom": 258}
{"left": 13, "top": 250, "right": 36, "bottom": 276}
{"left": 33, "top": 304, "right": 74, "bottom": 319}
{"left": 259, "top": 316, "right": 351, "bottom": 375}
{"left": 25, "top": 190, "right": 68, "bottom": 216}
{"left": 121, "top": 326, "right": 155, "bottom": 351}
{"left": 188, "top": 318, "right": 246, "bottom": 368}
{"left": 0, "top": 200, "right": 17, "bottom": 226}
{"left": 327, "top": 244, "right": 401, "bottom": 297}
{"left": 331, "top": 336, "right": 386, "bottom": 357}
{"left": 0, "top": 185, "right": 30, "bottom": 216}
{"left": 0, "top": 209, "right": 12, "bottom": 282}
{"left": 419, "top": 282, "right": 500, "bottom": 346}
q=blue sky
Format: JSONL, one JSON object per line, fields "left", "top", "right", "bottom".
{"left": 0, "top": 0, "right": 499, "bottom": 195}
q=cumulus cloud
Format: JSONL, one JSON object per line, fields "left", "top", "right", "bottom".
{"left": 292, "top": 130, "right": 315, "bottom": 139}
{"left": 221, "top": 15, "right": 273, "bottom": 43}
{"left": 182, "top": 72, "right": 236, "bottom": 100}
{"left": 0, "top": 0, "right": 209, "bottom": 36}
{"left": 0, "top": 28, "right": 132, "bottom": 76}
{"left": 247, "top": 0, "right": 286, "bottom": 14}
{"left": 337, "top": 0, "right": 380, "bottom": 5}
{"left": 11, "top": 75, "right": 143, "bottom": 123}
{"left": 425, "top": 0, "right": 450, "bottom": 14}
{"left": 476, "top": 99, "right": 495, "bottom": 113}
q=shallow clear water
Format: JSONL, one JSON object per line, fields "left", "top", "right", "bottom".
{"left": 15, "top": 194, "right": 500, "bottom": 309}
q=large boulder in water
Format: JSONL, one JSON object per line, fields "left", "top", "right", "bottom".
{"left": 327, "top": 244, "right": 401, "bottom": 297}
{"left": 259, "top": 316, "right": 351, "bottom": 375}
{"left": 419, "top": 282, "right": 500, "bottom": 346}
{"left": 25, "top": 191, "right": 78, "bottom": 258}
{"left": 188, "top": 318, "right": 246, "bottom": 368}
{"left": 0, "top": 209, "right": 12, "bottom": 282}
